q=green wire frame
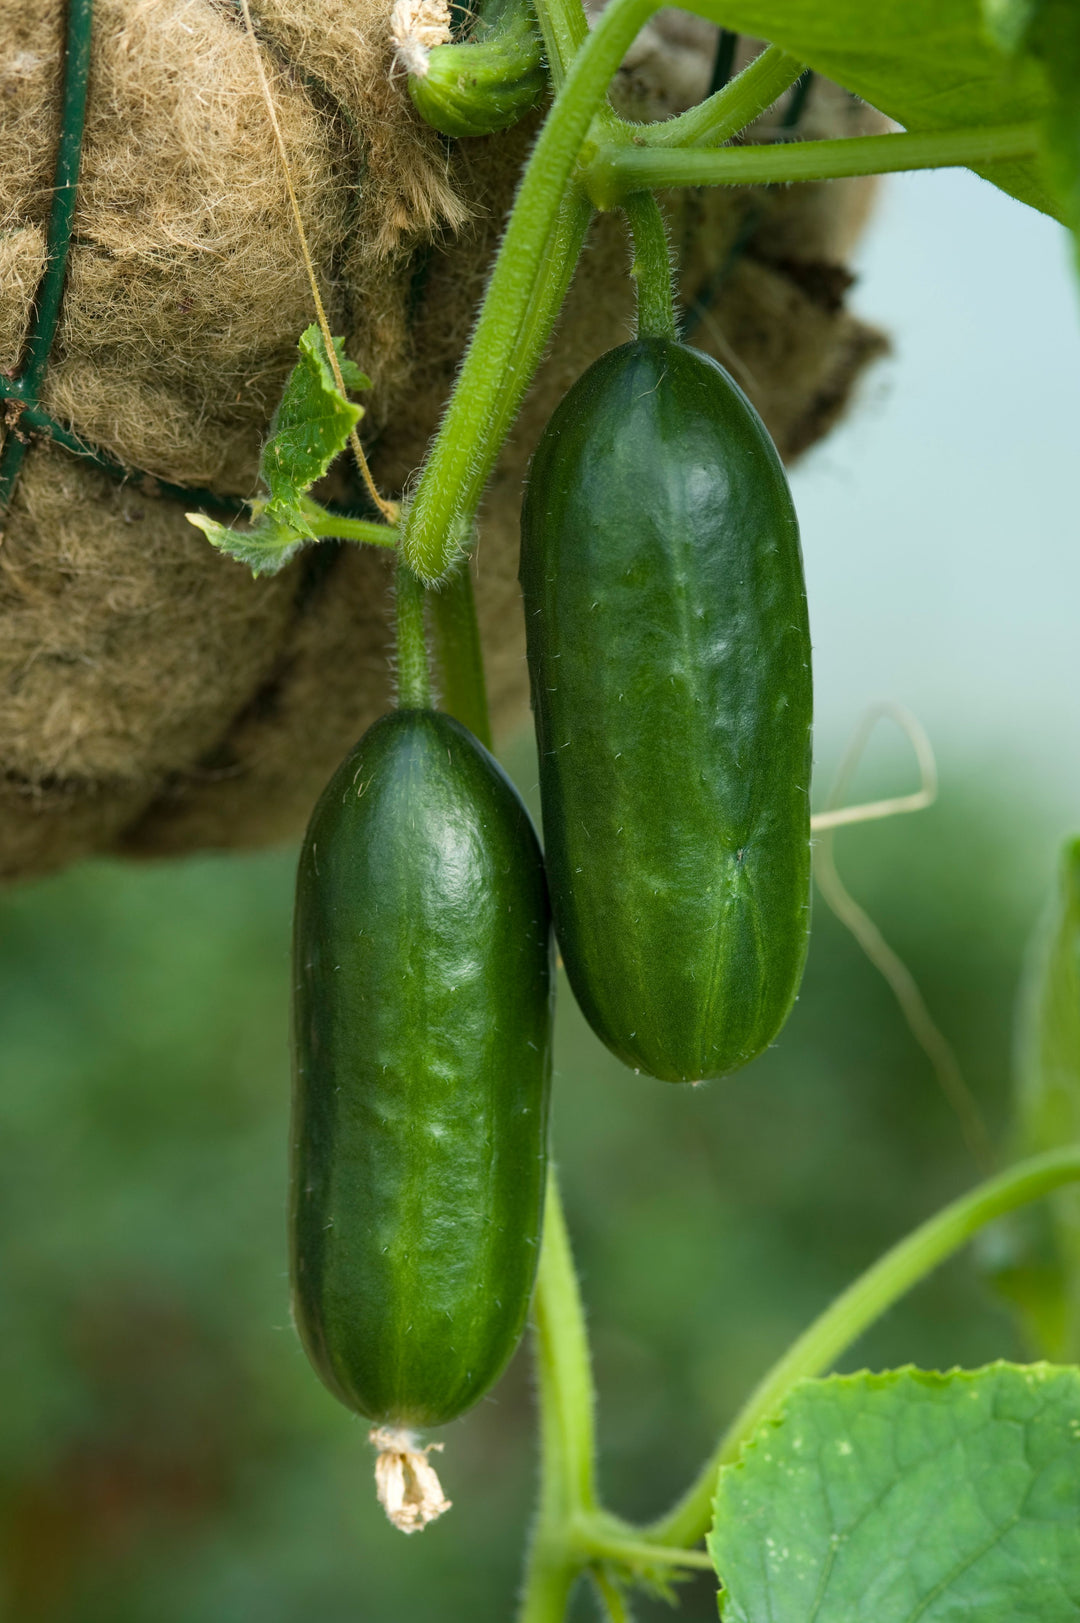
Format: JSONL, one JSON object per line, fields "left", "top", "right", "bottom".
{"left": 0, "top": 11, "right": 816, "bottom": 524}
{"left": 0, "top": 0, "right": 94, "bottom": 512}
{"left": 0, "top": 0, "right": 252, "bottom": 521}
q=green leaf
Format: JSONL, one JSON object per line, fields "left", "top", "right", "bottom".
{"left": 691, "top": 0, "right": 1055, "bottom": 219}
{"left": 260, "top": 325, "right": 367, "bottom": 528}
{"left": 188, "top": 326, "right": 374, "bottom": 575}
{"left": 188, "top": 496, "right": 395, "bottom": 578}
{"left": 987, "top": 0, "right": 1080, "bottom": 264}
{"left": 709, "top": 1365, "right": 1080, "bottom": 1623}
{"left": 983, "top": 0, "right": 1041, "bottom": 54}
{"left": 186, "top": 506, "right": 306, "bottom": 578}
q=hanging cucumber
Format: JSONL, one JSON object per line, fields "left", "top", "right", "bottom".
{"left": 520, "top": 336, "right": 812, "bottom": 1084}
{"left": 290, "top": 708, "right": 554, "bottom": 1446}
{"left": 401, "top": 0, "right": 546, "bottom": 139}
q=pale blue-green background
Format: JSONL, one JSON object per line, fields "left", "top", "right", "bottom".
{"left": 794, "top": 166, "right": 1080, "bottom": 821}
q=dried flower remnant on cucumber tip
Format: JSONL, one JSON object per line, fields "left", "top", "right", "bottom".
{"left": 391, "top": 0, "right": 453, "bottom": 77}
{"left": 370, "top": 1427, "right": 452, "bottom": 1533}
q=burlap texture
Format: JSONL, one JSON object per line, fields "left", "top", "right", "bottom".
{"left": 0, "top": 2, "right": 887, "bottom": 880}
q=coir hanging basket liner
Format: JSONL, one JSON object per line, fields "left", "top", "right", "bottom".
{"left": 0, "top": 0, "right": 887, "bottom": 882}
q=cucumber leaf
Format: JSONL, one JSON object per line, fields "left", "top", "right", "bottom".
{"left": 691, "top": 0, "right": 1056, "bottom": 219}
{"left": 188, "top": 325, "right": 373, "bottom": 578}
{"left": 983, "top": 0, "right": 1080, "bottom": 270}
{"left": 259, "top": 328, "right": 368, "bottom": 522}
{"left": 709, "top": 1365, "right": 1080, "bottom": 1623}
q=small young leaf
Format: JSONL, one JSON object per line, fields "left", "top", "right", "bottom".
{"left": 187, "top": 326, "right": 378, "bottom": 576}
{"left": 260, "top": 325, "right": 368, "bottom": 526}
{"left": 187, "top": 508, "right": 307, "bottom": 578}
{"left": 709, "top": 1365, "right": 1080, "bottom": 1623}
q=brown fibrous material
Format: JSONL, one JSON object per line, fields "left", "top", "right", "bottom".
{"left": 0, "top": 2, "right": 888, "bottom": 882}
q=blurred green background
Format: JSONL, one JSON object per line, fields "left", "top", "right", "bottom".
{"left": 2, "top": 169, "right": 1078, "bottom": 1619}
{"left": 0, "top": 742, "right": 1063, "bottom": 1623}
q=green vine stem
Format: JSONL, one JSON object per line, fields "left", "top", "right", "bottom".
{"left": 303, "top": 512, "right": 398, "bottom": 546}
{"left": 402, "top": 0, "right": 749, "bottom": 583}
{"left": 645, "top": 1143, "right": 1080, "bottom": 1552}
{"left": 402, "top": 0, "right": 1018, "bottom": 581}
{"left": 519, "top": 1169, "right": 599, "bottom": 1623}
{"left": 587, "top": 121, "right": 1040, "bottom": 208}
{"left": 532, "top": 0, "right": 588, "bottom": 87}
{"left": 623, "top": 191, "right": 677, "bottom": 339}
{"left": 637, "top": 42, "right": 803, "bottom": 149}
{"left": 395, "top": 558, "right": 432, "bottom": 708}
{"left": 590, "top": 1567, "right": 631, "bottom": 1623}
{"left": 401, "top": 172, "right": 591, "bottom": 584}
{"left": 430, "top": 558, "right": 493, "bottom": 748}
{"left": 576, "top": 1521, "right": 714, "bottom": 1571}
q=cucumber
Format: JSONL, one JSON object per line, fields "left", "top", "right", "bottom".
{"left": 407, "top": 0, "right": 545, "bottom": 139}
{"left": 520, "top": 337, "right": 812, "bottom": 1084}
{"left": 291, "top": 709, "right": 553, "bottom": 1428}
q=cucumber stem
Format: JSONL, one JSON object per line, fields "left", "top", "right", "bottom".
{"left": 519, "top": 1169, "right": 600, "bottom": 1622}
{"left": 636, "top": 42, "right": 802, "bottom": 149}
{"left": 644, "top": 1144, "right": 1080, "bottom": 1552}
{"left": 531, "top": 0, "right": 588, "bottom": 87}
{"left": 622, "top": 191, "right": 677, "bottom": 340}
{"left": 430, "top": 558, "right": 493, "bottom": 748}
{"left": 587, "top": 121, "right": 1041, "bottom": 207}
{"left": 395, "top": 558, "right": 433, "bottom": 709}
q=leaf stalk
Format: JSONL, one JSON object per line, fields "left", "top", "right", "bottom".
{"left": 586, "top": 122, "right": 1041, "bottom": 208}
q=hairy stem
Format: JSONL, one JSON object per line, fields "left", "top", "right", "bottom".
{"left": 532, "top": 0, "right": 588, "bottom": 86}
{"left": 647, "top": 1144, "right": 1080, "bottom": 1550}
{"left": 400, "top": 0, "right": 820, "bottom": 580}
{"left": 576, "top": 1521, "right": 713, "bottom": 1570}
{"left": 623, "top": 191, "right": 677, "bottom": 339}
{"left": 402, "top": 0, "right": 702, "bottom": 583}
{"left": 305, "top": 514, "right": 398, "bottom": 547}
{"left": 587, "top": 122, "right": 1040, "bottom": 207}
{"left": 430, "top": 559, "right": 493, "bottom": 747}
{"left": 636, "top": 43, "right": 802, "bottom": 148}
{"left": 518, "top": 1169, "right": 598, "bottom": 1623}
{"left": 394, "top": 559, "right": 432, "bottom": 709}
{"left": 402, "top": 179, "right": 592, "bottom": 583}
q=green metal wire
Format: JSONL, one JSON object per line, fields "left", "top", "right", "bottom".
{"left": 681, "top": 68, "right": 816, "bottom": 343}
{"left": 14, "top": 403, "right": 249, "bottom": 516}
{"left": 0, "top": 0, "right": 94, "bottom": 512}
{"left": 706, "top": 29, "right": 738, "bottom": 98}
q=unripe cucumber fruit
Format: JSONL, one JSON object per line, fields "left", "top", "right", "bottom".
{"left": 291, "top": 709, "right": 553, "bottom": 1428}
{"left": 407, "top": 0, "right": 545, "bottom": 139}
{"left": 520, "top": 337, "right": 812, "bottom": 1084}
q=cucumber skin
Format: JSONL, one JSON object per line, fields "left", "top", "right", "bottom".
{"left": 408, "top": 0, "right": 544, "bottom": 138}
{"left": 291, "top": 709, "right": 553, "bottom": 1429}
{"left": 520, "top": 338, "right": 812, "bottom": 1084}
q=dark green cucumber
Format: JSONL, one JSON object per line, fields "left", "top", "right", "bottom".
{"left": 520, "top": 337, "right": 812, "bottom": 1084}
{"left": 407, "top": 0, "right": 545, "bottom": 139}
{"left": 291, "top": 709, "right": 553, "bottom": 1428}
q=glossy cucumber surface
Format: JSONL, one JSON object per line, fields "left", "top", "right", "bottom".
{"left": 291, "top": 709, "right": 553, "bottom": 1428}
{"left": 520, "top": 337, "right": 812, "bottom": 1083}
